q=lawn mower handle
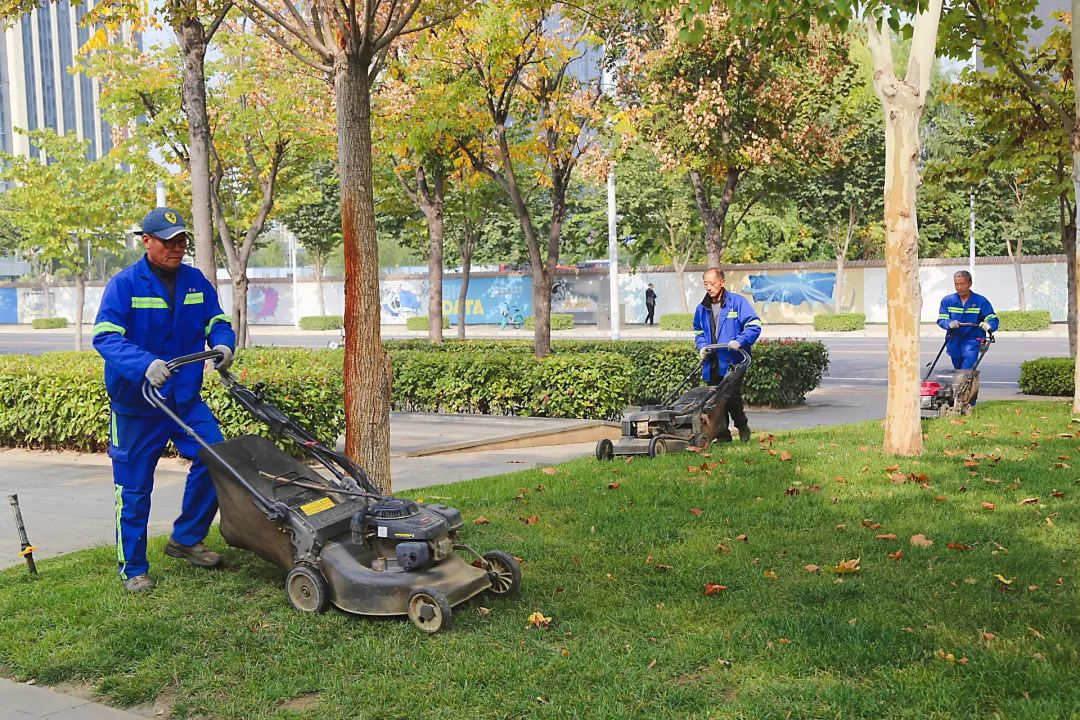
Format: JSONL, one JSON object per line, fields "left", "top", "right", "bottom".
{"left": 923, "top": 323, "right": 995, "bottom": 381}
{"left": 662, "top": 345, "right": 750, "bottom": 406}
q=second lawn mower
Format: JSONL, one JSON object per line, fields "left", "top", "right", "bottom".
{"left": 144, "top": 350, "right": 521, "bottom": 634}
{"left": 596, "top": 344, "right": 750, "bottom": 459}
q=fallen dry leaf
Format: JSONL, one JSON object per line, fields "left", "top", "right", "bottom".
{"left": 1052, "top": 490, "right": 1065, "bottom": 498}
{"left": 541, "top": 467, "right": 558, "bottom": 475}
{"left": 607, "top": 481, "right": 621, "bottom": 490}
{"left": 964, "top": 459, "right": 980, "bottom": 468}
{"left": 763, "top": 569, "right": 779, "bottom": 580}
{"left": 715, "top": 543, "right": 731, "bottom": 553}
{"left": 561, "top": 648, "right": 570, "bottom": 657}
{"left": 910, "top": 534, "right": 934, "bottom": 548}
{"left": 875, "top": 533, "right": 898, "bottom": 541}
{"left": 779, "top": 451, "right": 793, "bottom": 461}
{"left": 981, "top": 631, "right": 996, "bottom": 643}
{"left": 703, "top": 582, "right": 728, "bottom": 596}
{"left": 655, "top": 564, "right": 673, "bottom": 572}
{"left": 647, "top": 659, "right": 657, "bottom": 669}
{"left": 520, "top": 515, "right": 540, "bottom": 525}
{"left": 981, "top": 502, "right": 996, "bottom": 511}
{"left": 946, "top": 542, "right": 972, "bottom": 551}
{"left": 1028, "top": 627, "right": 1045, "bottom": 639}
{"left": 884, "top": 464, "right": 900, "bottom": 472}
{"left": 778, "top": 637, "right": 791, "bottom": 645}
{"left": 803, "top": 564, "right": 821, "bottom": 573}
{"left": 1027, "top": 585, "right": 1039, "bottom": 592}
{"left": 861, "top": 519, "right": 882, "bottom": 530}
{"left": 735, "top": 534, "right": 748, "bottom": 542}
{"left": 831, "top": 557, "right": 861, "bottom": 574}
{"left": 473, "top": 516, "right": 490, "bottom": 525}
{"left": 785, "top": 487, "right": 800, "bottom": 496}
{"left": 1019, "top": 497, "right": 1040, "bottom": 505}
{"left": 888, "top": 550, "right": 904, "bottom": 562}
{"left": 689, "top": 507, "right": 704, "bottom": 517}
{"left": 934, "top": 496, "right": 947, "bottom": 502}
{"left": 477, "top": 606, "right": 492, "bottom": 616}
{"left": 835, "top": 524, "right": 847, "bottom": 531}
{"left": 993, "top": 573, "right": 1015, "bottom": 585}
{"left": 526, "top": 611, "right": 552, "bottom": 629}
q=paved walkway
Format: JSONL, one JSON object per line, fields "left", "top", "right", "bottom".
{"left": 0, "top": 677, "right": 145, "bottom": 719}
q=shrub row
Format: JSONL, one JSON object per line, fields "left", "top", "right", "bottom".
{"left": 524, "top": 314, "right": 574, "bottom": 330}
{"left": 997, "top": 310, "right": 1051, "bottom": 331}
{"left": 298, "top": 315, "right": 343, "bottom": 330}
{"left": 0, "top": 339, "right": 829, "bottom": 450}
{"left": 405, "top": 315, "right": 452, "bottom": 331}
{"left": 31, "top": 317, "right": 68, "bottom": 329}
{"left": 1018, "top": 357, "right": 1075, "bottom": 396}
{"left": 813, "top": 313, "right": 865, "bottom": 331}
{"left": 659, "top": 313, "right": 694, "bottom": 331}
{"left": 0, "top": 349, "right": 344, "bottom": 452}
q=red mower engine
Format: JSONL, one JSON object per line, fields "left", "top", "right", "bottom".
{"left": 920, "top": 380, "right": 953, "bottom": 419}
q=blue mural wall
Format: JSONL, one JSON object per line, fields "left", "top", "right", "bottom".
{"left": 0, "top": 288, "right": 16, "bottom": 323}
{"left": 746, "top": 272, "right": 836, "bottom": 307}
{"left": 442, "top": 275, "right": 533, "bottom": 325}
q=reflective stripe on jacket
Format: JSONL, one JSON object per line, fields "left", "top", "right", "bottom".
{"left": 92, "top": 255, "right": 235, "bottom": 415}
{"left": 936, "top": 291, "right": 998, "bottom": 356}
{"left": 692, "top": 290, "right": 762, "bottom": 384}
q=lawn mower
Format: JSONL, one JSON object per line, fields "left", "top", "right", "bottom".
{"left": 596, "top": 344, "right": 750, "bottom": 459}
{"left": 920, "top": 323, "right": 994, "bottom": 420}
{"left": 143, "top": 350, "right": 521, "bottom": 633}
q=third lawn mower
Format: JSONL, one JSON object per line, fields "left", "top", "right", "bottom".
{"left": 920, "top": 322, "right": 994, "bottom": 419}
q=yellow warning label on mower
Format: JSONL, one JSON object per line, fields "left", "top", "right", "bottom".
{"left": 300, "top": 497, "right": 335, "bottom": 515}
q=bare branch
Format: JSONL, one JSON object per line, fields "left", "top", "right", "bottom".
{"left": 246, "top": 0, "right": 332, "bottom": 61}
{"left": 205, "top": 0, "right": 234, "bottom": 42}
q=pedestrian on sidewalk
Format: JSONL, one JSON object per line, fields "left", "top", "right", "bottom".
{"left": 936, "top": 270, "right": 998, "bottom": 407}
{"left": 92, "top": 207, "right": 236, "bottom": 593}
{"left": 644, "top": 284, "right": 657, "bottom": 326}
{"left": 693, "top": 268, "right": 761, "bottom": 442}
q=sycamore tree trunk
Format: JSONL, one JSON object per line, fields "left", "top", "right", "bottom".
{"left": 457, "top": 243, "right": 472, "bottom": 340}
{"left": 232, "top": 272, "right": 249, "bottom": 349}
{"left": 1072, "top": 0, "right": 1080, "bottom": 414}
{"left": 834, "top": 203, "right": 855, "bottom": 313}
{"left": 74, "top": 271, "right": 85, "bottom": 351}
{"left": 867, "top": 4, "right": 941, "bottom": 456}
{"left": 1004, "top": 234, "right": 1026, "bottom": 311}
{"left": 337, "top": 50, "right": 391, "bottom": 491}
{"left": 176, "top": 17, "right": 216, "bottom": 288}
{"left": 417, "top": 166, "right": 445, "bottom": 344}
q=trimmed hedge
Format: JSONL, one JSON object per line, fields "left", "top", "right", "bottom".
{"left": 524, "top": 314, "right": 574, "bottom": 330}
{"left": 813, "top": 313, "right": 865, "bottom": 331}
{"left": 298, "top": 315, "right": 343, "bottom": 330}
{"left": 1018, "top": 357, "right": 1075, "bottom": 396}
{"left": 0, "top": 349, "right": 344, "bottom": 452}
{"left": 405, "top": 315, "right": 451, "bottom": 331}
{"left": 659, "top": 313, "right": 694, "bottom": 331}
{"left": 31, "top": 317, "right": 68, "bottom": 329}
{"left": 997, "top": 310, "right": 1051, "bottom": 332}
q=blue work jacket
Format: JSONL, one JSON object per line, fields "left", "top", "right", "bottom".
{"left": 92, "top": 256, "right": 235, "bottom": 416}
{"left": 936, "top": 292, "right": 998, "bottom": 355}
{"left": 693, "top": 290, "right": 762, "bottom": 384}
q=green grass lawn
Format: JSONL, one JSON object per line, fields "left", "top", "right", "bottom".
{"left": 1, "top": 400, "right": 1078, "bottom": 719}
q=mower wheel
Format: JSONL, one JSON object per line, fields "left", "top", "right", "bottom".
{"left": 691, "top": 433, "right": 708, "bottom": 450}
{"left": 483, "top": 550, "right": 522, "bottom": 597}
{"left": 595, "top": 438, "right": 614, "bottom": 461}
{"left": 408, "top": 587, "right": 452, "bottom": 634}
{"left": 648, "top": 437, "right": 667, "bottom": 457}
{"left": 285, "top": 564, "right": 329, "bottom": 614}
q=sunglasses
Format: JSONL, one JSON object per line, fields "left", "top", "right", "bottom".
{"left": 147, "top": 233, "right": 189, "bottom": 248}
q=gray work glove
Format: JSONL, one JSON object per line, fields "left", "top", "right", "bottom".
{"left": 978, "top": 321, "right": 991, "bottom": 332}
{"left": 145, "top": 359, "right": 171, "bottom": 388}
{"left": 727, "top": 340, "right": 741, "bottom": 351}
{"left": 212, "top": 345, "right": 234, "bottom": 371}
{"left": 948, "top": 320, "right": 960, "bottom": 329}
{"left": 698, "top": 347, "right": 709, "bottom": 360}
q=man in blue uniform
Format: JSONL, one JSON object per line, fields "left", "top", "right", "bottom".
{"left": 93, "top": 208, "right": 236, "bottom": 593}
{"left": 693, "top": 268, "right": 762, "bottom": 442}
{"left": 937, "top": 270, "right": 998, "bottom": 367}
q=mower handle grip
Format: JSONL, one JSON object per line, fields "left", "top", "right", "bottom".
{"left": 700, "top": 344, "right": 751, "bottom": 362}
{"left": 165, "top": 349, "right": 224, "bottom": 372}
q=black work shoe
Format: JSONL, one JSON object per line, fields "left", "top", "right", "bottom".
{"left": 714, "top": 432, "right": 733, "bottom": 443}
{"left": 737, "top": 425, "right": 752, "bottom": 442}
{"left": 124, "top": 574, "right": 154, "bottom": 593}
{"left": 164, "top": 538, "right": 222, "bottom": 568}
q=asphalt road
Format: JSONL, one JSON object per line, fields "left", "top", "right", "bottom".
{"left": 4, "top": 329, "right": 1069, "bottom": 390}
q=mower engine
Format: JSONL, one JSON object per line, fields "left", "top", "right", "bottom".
{"left": 920, "top": 370, "right": 979, "bottom": 419}
{"left": 351, "top": 498, "right": 464, "bottom": 572}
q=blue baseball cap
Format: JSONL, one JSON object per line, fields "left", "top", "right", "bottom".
{"left": 139, "top": 207, "right": 188, "bottom": 240}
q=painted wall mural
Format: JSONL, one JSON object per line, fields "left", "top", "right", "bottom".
{"left": 746, "top": 272, "right": 836, "bottom": 307}
{"left": 442, "top": 275, "right": 532, "bottom": 325}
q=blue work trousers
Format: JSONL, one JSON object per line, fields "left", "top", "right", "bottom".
{"left": 948, "top": 341, "right": 982, "bottom": 406}
{"left": 109, "top": 401, "right": 222, "bottom": 579}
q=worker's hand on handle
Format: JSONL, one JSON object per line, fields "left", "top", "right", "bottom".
{"left": 145, "top": 359, "right": 171, "bottom": 388}
{"left": 727, "top": 340, "right": 741, "bottom": 351}
{"left": 978, "top": 321, "right": 991, "bottom": 332}
{"left": 212, "top": 345, "right": 234, "bottom": 371}
{"left": 948, "top": 320, "right": 960, "bottom": 329}
{"left": 699, "top": 347, "right": 709, "bottom": 361}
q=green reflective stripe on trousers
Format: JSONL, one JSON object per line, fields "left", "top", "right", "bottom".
{"left": 93, "top": 321, "right": 126, "bottom": 336}
{"left": 183, "top": 292, "right": 204, "bottom": 305}
{"left": 205, "top": 313, "right": 231, "bottom": 336}
{"left": 131, "top": 296, "right": 168, "bottom": 309}
{"left": 111, "top": 412, "right": 117, "bottom": 446}
{"left": 114, "top": 484, "right": 126, "bottom": 575}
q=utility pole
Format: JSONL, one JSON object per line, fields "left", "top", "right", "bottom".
{"left": 607, "top": 166, "right": 619, "bottom": 340}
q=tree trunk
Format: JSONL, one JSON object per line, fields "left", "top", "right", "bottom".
{"left": 532, "top": 264, "right": 551, "bottom": 355}
{"left": 1072, "top": 0, "right": 1080, "bottom": 414}
{"left": 457, "top": 245, "right": 471, "bottom": 340}
{"left": 1004, "top": 234, "right": 1025, "bottom": 312}
{"left": 688, "top": 169, "right": 739, "bottom": 267}
{"left": 418, "top": 166, "right": 445, "bottom": 345}
{"left": 42, "top": 271, "right": 54, "bottom": 318}
{"left": 1063, "top": 193, "right": 1077, "bottom": 357}
{"left": 674, "top": 259, "right": 689, "bottom": 313}
{"left": 176, "top": 18, "right": 216, "bottom": 288}
{"left": 315, "top": 255, "right": 326, "bottom": 316}
{"left": 74, "top": 272, "right": 85, "bottom": 351}
{"left": 232, "top": 271, "right": 249, "bottom": 350}
{"left": 834, "top": 203, "right": 855, "bottom": 314}
{"left": 337, "top": 50, "right": 391, "bottom": 491}
{"left": 867, "top": 6, "right": 940, "bottom": 457}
